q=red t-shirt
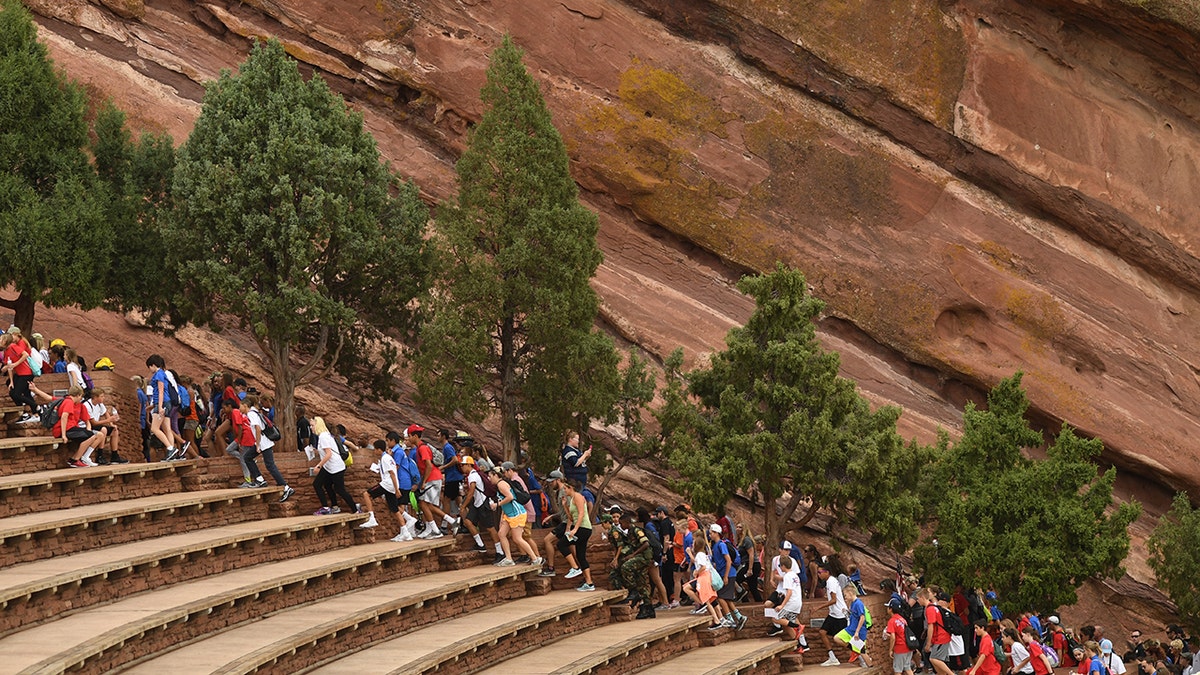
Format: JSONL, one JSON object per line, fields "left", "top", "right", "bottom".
{"left": 1029, "top": 641, "right": 1052, "bottom": 675}
{"left": 4, "top": 341, "right": 32, "bottom": 377}
{"left": 416, "top": 443, "right": 442, "bottom": 482}
{"left": 887, "top": 615, "right": 911, "bottom": 654}
{"left": 926, "top": 604, "right": 951, "bottom": 645}
{"left": 58, "top": 397, "right": 90, "bottom": 434}
{"left": 975, "top": 635, "right": 1002, "bottom": 675}
{"left": 232, "top": 409, "right": 254, "bottom": 447}
{"left": 1053, "top": 632, "right": 1078, "bottom": 667}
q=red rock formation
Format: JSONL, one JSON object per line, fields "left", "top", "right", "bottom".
{"left": 13, "top": 0, "right": 1199, "bottom": 628}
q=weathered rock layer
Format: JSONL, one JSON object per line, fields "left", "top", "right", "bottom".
{"left": 18, "top": 0, "right": 1200, "bottom": 619}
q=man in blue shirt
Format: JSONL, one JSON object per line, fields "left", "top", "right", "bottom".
{"left": 437, "top": 429, "right": 464, "bottom": 516}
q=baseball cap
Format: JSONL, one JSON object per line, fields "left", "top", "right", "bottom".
{"left": 548, "top": 470, "right": 564, "bottom": 480}
{"left": 888, "top": 598, "right": 905, "bottom": 610}
{"left": 605, "top": 504, "right": 624, "bottom": 514}
{"left": 460, "top": 456, "right": 475, "bottom": 466}
{"left": 780, "top": 541, "right": 793, "bottom": 550}
{"left": 709, "top": 523, "right": 722, "bottom": 533}
{"left": 986, "top": 591, "right": 997, "bottom": 600}
{"left": 1100, "top": 639, "right": 1114, "bottom": 654}
{"left": 1048, "top": 616, "right": 1060, "bottom": 625}
{"left": 500, "top": 461, "right": 515, "bottom": 471}
{"left": 598, "top": 513, "right": 614, "bottom": 524}
{"left": 654, "top": 505, "right": 669, "bottom": 514}
{"left": 406, "top": 424, "right": 425, "bottom": 435}
{"left": 50, "top": 338, "right": 66, "bottom": 348}
{"left": 7, "top": 326, "right": 19, "bottom": 335}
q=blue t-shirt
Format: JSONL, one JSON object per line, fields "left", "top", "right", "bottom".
{"left": 150, "top": 369, "right": 170, "bottom": 406}
{"left": 1028, "top": 615, "right": 1043, "bottom": 638}
{"left": 136, "top": 388, "right": 148, "bottom": 428}
{"left": 441, "top": 442, "right": 463, "bottom": 482}
{"left": 391, "top": 443, "right": 415, "bottom": 491}
{"left": 178, "top": 384, "right": 191, "bottom": 410}
{"left": 1089, "top": 656, "right": 1105, "bottom": 675}
{"left": 848, "top": 598, "right": 868, "bottom": 639}
{"left": 711, "top": 540, "right": 730, "bottom": 578}
{"left": 53, "top": 359, "right": 67, "bottom": 374}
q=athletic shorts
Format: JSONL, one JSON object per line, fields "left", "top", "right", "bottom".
{"left": 443, "top": 480, "right": 462, "bottom": 500}
{"left": 929, "top": 642, "right": 951, "bottom": 663}
{"left": 835, "top": 630, "right": 866, "bottom": 653}
{"left": 152, "top": 403, "right": 174, "bottom": 418}
{"left": 368, "top": 485, "right": 399, "bottom": 512}
{"left": 776, "top": 609, "right": 800, "bottom": 623}
{"left": 822, "top": 615, "right": 849, "bottom": 636}
{"left": 66, "top": 427, "right": 94, "bottom": 442}
{"left": 420, "top": 479, "right": 442, "bottom": 505}
{"left": 502, "top": 511, "right": 527, "bottom": 529}
{"left": 183, "top": 419, "right": 199, "bottom": 431}
{"left": 767, "top": 590, "right": 785, "bottom": 606}
{"left": 893, "top": 652, "right": 914, "bottom": 673}
{"left": 95, "top": 425, "right": 115, "bottom": 436}
{"left": 467, "top": 502, "right": 495, "bottom": 530}
{"left": 716, "top": 578, "right": 737, "bottom": 600}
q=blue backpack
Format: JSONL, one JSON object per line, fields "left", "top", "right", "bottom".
{"left": 393, "top": 447, "right": 421, "bottom": 488}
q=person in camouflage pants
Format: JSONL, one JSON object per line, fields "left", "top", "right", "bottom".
{"left": 600, "top": 511, "right": 655, "bottom": 619}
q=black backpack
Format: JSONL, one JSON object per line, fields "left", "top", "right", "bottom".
{"left": 503, "top": 478, "right": 530, "bottom": 505}
{"left": 40, "top": 398, "right": 65, "bottom": 429}
{"left": 334, "top": 435, "right": 349, "bottom": 461}
{"left": 903, "top": 620, "right": 922, "bottom": 651}
{"left": 993, "top": 636, "right": 1009, "bottom": 667}
{"left": 938, "top": 606, "right": 966, "bottom": 634}
{"left": 643, "top": 521, "right": 664, "bottom": 559}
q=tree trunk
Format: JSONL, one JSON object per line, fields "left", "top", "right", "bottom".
{"left": 2, "top": 292, "right": 36, "bottom": 336}
{"left": 498, "top": 315, "right": 520, "bottom": 463}
{"left": 266, "top": 339, "right": 298, "bottom": 453}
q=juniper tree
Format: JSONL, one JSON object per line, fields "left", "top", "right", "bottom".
{"left": 0, "top": 0, "right": 109, "bottom": 333}
{"left": 415, "top": 36, "right": 618, "bottom": 462}
{"left": 166, "top": 39, "right": 428, "bottom": 449}
{"left": 1148, "top": 493, "right": 1200, "bottom": 636}
{"left": 668, "top": 264, "right": 931, "bottom": 551}
{"left": 915, "top": 373, "right": 1141, "bottom": 615}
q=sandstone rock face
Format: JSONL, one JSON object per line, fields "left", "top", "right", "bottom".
{"left": 18, "top": 0, "right": 1200, "bottom": 620}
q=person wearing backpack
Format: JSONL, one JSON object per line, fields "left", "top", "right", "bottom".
{"left": 244, "top": 395, "right": 294, "bottom": 502}
{"left": 1020, "top": 626, "right": 1056, "bottom": 675}
{"left": 886, "top": 597, "right": 917, "bottom": 675}
{"left": 502, "top": 461, "right": 542, "bottom": 563}
{"left": 835, "top": 583, "right": 873, "bottom": 668}
{"left": 708, "top": 523, "right": 747, "bottom": 630}
{"left": 461, "top": 456, "right": 502, "bottom": 558}
{"left": 967, "top": 620, "right": 1003, "bottom": 675}
{"left": 408, "top": 425, "right": 457, "bottom": 539}
{"left": 919, "top": 587, "right": 956, "bottom": 675}
{"left": 487, "top": 463, "right": 543, "bottom": 568}
{"left": 145, "top": 354, "right": 180, "bottom": 460}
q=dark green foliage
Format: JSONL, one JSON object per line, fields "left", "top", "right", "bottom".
{"left": 1148, "top": 493, "right": 1200, "bottom": 635}
{"left": 414, "top": 35, "right": 617, "bottom": 461}
{"left": 0, "top": 0, "right": 108, "bottom": 331}
{"left": 668, "top": 263, "right": 930, "bottom": 551}
{"left": 915, "top": 374, "right": 1141, "bottom": 615}
{"left": 166, "top": 39, "right": 428, "bottom": 446}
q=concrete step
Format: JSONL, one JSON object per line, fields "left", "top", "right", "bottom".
{"left": 634, "top": 638, "right": 796, "bottom": 675}
{"left": 0, "top": 487, "right": 281, "bottom": 567}
{"left": 307, "top": 588, "right": 627, "bottom": 675}
{"left": 0, "top": 461, "right": 200, "bottom": 518}
{"left": 0, "top": 436, "right": 62, "bottom": 477}
{"left": 124, "top": 564, "right": 546, "bottom": 675}
{"left": 0, "top": 513, "right": 362, "bottom": 635}
{"left": 472, "top": 613, "right": 711, "bottom": 675}
{"left": 0, "top": 538, "right": 454, "bottom": 674}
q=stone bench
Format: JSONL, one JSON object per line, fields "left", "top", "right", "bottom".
{"left": 309, "top": 588, "right": 627, "bottom": 675}
{"left": 0, "top": 436, "right": 62, "bottom": 477}
{"left": 0, "top": 460, "right": 199, "bottom": 518}
{"left": 0, "top": 512, "right": 362, "bottom": 634}
{"left": 0, "top": 487, "right": 280, "bottom": 567}
{"left": 636, "top": 637, "right": 798, "bottom": 675}
{"left": 123, "top": 563, "right": 545, "bottom": 675}
{"left": 0, "top": 538, "right": 454, "bottom": 675}
{"left": 472, "top": 613, "right": 711, "bottom": 675}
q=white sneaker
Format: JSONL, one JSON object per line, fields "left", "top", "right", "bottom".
{"left": 427, "top": 528, "right": 444, "bottom": 538}
{"left": 401, "top": 529, "right": 414, "bottom": 541}
{"left": 531, "top": 557, "right": 545, "bottom": 566}
{"left": 415, "top": 528, "right": 432, "bottom": 539}
{"left": 564, "top": 568, "right": 583, "bottom": 579}
{"left": 360, "top": 513, "right": 379, "bottom": 528}
{"left": 820, "top": 655, "right": 841, "bottom": 667}
{"left": 390, "top": 533, "right": 408, "bottom": 542}
{"left": 82, "top": 458, "right": 98, "bottom": 467}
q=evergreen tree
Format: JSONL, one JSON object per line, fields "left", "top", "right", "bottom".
{"left": 414, "top": 35, "right": 618, "bottom": 462}
{"left": 915, "top": 373, "right": 1141, "bottom": 615}
{"left": 1148, "top": 493, "right": 1200, "bottom": 636}
{"left": 166, "top": 39, "right": 428, "bottom": 449}
{"left": 668, "top": 264, "right": 931, "bottom": 551}
{"left": 0, "top": 0, "right": 109, "bottom": 333}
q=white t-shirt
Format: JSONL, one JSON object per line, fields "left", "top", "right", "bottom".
{"left": 770, "top": 555, "right": 787, "bottom": 593}
{"left": 826, "top": 576, "right": 847, "bottom": 618}
{"left": 66, "top": 362, "right": 83, "bottom": 389}
{"left": 1012, "top": 641, "right": 1032, "bottom": 673}
{"left": 85, "top": 401, "right": 106, "bottom": 422}
{"left": 780, "top": 570, "right": 804, "bottom": 613}
{"left": 318, "top": 432, "right": 345, "bottom": 473}
{"left": 1103, "top": 653, "right": 1127, "bottom": 675}
{"left": 249, "top": 409, "right": 274, "bottom": 451}
{"left": 378, "top": 452, "right": 398, "bottom": 494}
{"left": 468, "top": 470, "right": 487, "bottom": 508}
{"left": 694, "top": 551, "right": 711, "bottom": 576}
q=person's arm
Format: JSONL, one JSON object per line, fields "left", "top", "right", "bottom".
{"left": 59, "top": 405, "right": 69, "bottom": 439}
{"left": 387, "top": 465, "right": 400, "bottom": 493}
{"left": 924, "top": 608, "right": 935, "bottom": 653}
{"left": 566, "top": 493, "right": 584, "bottom": 536}
{"left": 967, "top": 641, "right": 988, "bottom": 675}
{"left": 886, "top": 624, "right": 897, "bottom": 654}
{"left": 722, "top": 548, "right": 733, "bottom": 582}
{"left": 252, "top": 413, "right": 262, "bottom": 446}
{"left": 156, "top": 380, "right": 165, "bottom": 411}
{"left": 496, "top": 480, "right": 513, "bottom": 507}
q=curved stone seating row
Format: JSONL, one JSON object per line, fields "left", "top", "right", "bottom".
{"left": 634, "top": 638, "right": 797, "bottom": 675}
{"left": 0, "top": 538, "right": 449, "bottom": 675}
{"left": 0, "top": 512, "right": 360, "bottom": 634}
{"left": 306, "top": 588, "right": 626, "bottom": 675}
{"left": 0, "top": 487, "right": 279, "bottom": 567}
{"left": 0, "top": 461, "right": 199, "bottom": 518}
{"left": 0, "top": 436, "right": 63, "bottom": 477}
{"left": 124, "top": 564, "right": 543, "bottom": 675}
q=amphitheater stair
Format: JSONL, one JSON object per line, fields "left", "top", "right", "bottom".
{"left": 0, "top": 537, "right": 451, "bottom": 674}
{"left": 472, "top": 612, "right": 711, "bottom": 675}
{"left": 0, "top": 512, "right": 361, "bottom": 633}
{"left": 306, "top": 588, "right": 627, "bottom": 675}
{"left": 0, "top": 460, "right": 199, "bottom": 517}
{"left": 634, "top": 638, "right": 797, "bottom": 675}
{"left": 0, "top": 435, "right": 64, "bottom": 477}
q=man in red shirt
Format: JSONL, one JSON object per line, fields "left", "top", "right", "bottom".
{"left": 920, "top": 588, "right": 955, "bottom": 675}
{"left": 409, "top": 425, "right": 457, "bottom": 538}
{"left": 886, "top": 598, "right": 915, "bottom": 675}
{"left": 60, "top": 386, "right": 106, "bottom": 467}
